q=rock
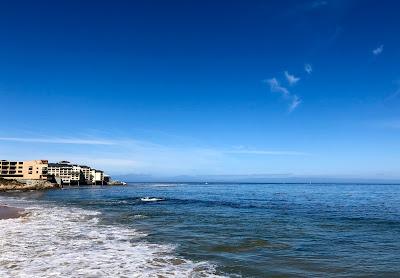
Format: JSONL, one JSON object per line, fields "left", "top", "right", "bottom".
{"left": 0, "top": 178, "right": 59, "bottom": 192}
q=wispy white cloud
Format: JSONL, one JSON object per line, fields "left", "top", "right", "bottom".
{"left": 265, "top": 78, "right": 290, "bottom": 97}
{"left": 372, "top": 44, "right": 384, "bottom": 56}
{"left": 0, "top": 137, "right": 116, "bottom": 145}
{"left": 284, "top": 71, "right": 300, "bottom": 85}
{"left": 264, "top": 77, "right": 302, "bottom": 112}
{"left": 77, "top": 158, "right": 139, "bottom": 168}
{"left": 289, "top": 95, "right": 302, "bottom": 112}
{"left": 227, "top": 149, "right": 310, "bottom": 156}
{"left": 0, "top": 134, "right": 312, "bottom": 175}
{"left": 304, "top": 63, "right": 312, "bottom": 74}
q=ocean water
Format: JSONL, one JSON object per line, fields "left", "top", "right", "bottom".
{"left": 1, "top": 183, "right": 400, "bottom": 277}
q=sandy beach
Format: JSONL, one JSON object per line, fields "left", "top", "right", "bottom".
{"left": 0, "top": 205, "right": 25, "bottom": 220}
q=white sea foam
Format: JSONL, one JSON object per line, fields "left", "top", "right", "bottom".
{"left": 0, "top": 197, "right": 225, "bottom": 278}
{"left": 140, "top": 197, "right": 165, "bottom": 202}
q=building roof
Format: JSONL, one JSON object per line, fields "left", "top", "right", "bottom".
{"left": 48, "top": 163, "right": 73, "bottom": 168}
{"left": 90, "top": 168, "right": 103, "bottom": 173}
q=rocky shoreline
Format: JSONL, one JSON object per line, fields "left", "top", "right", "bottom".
{"left": 0, "top": 178, "right": 59, "bottom": 192}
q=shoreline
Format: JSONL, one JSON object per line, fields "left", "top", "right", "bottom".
{"left": 0, "top": 198, "right": 221, "bottom": 277}
{"left": 0, "top": 205, "right": 26, "bottom": 220}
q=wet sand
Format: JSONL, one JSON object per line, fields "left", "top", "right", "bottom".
{"left": 0, "top": 205, "right": 25, "bottom": 220}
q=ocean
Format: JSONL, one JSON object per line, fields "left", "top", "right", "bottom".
{"left": 1, "top": 183, "right": 400, "bottom": 277}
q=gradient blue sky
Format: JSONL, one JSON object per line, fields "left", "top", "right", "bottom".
{"left": 1, "top": 0, "right": 400, "bottom": 179}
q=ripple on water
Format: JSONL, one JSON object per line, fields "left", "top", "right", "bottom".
{"left": 210, "top": 239, "right": 291, "bottom": 253}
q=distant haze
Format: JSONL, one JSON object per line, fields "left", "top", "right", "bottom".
{"left": 113, "top": 173, "right": 400, "bottom": 184}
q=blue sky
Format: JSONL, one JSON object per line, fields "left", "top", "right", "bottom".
{"left": 1, "top": 0, "right": 400, "bottom": 179}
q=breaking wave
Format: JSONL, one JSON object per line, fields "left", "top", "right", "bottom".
{"left": 140, "top": 197, "right": 165, "bottom": 202}
{"left": 0, "top": 197, "right": 225, "bottom": 278}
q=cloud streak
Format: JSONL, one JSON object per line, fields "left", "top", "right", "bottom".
{"left": 227, "top": 149, "right": 310, "bottom": 156}
{"left": 265, "top": 78, "right": 290, "bottom": 97}
{"left": 284, "top": 71, "right": 300, "bottom": 85}
{"left": 372, "top": 44, "right": 384, "bottom": 56}
{"left": 0, "top": 137, "right": 116, "bottom": 145}
{"left": 289, "top": 95, "right": 302, "bottom": 112}
{"left": 304, "top": 64, "right": 312, "bottom": 74}
{"left": 0, "top": 134, "right": 312, "bottom": 175}
{"left": 264, "top": 77, "right": 302, "bottom": 112}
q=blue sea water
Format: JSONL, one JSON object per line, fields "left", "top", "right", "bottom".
{"left": 1, "top": 183, "right": 400, "bottom": 277}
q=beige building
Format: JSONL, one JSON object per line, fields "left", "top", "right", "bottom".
{"left": 1, "top": 159, "right": 107, "bottom": 185}
{"left": 0, "top": 160, "right": 49, "bottom": 180}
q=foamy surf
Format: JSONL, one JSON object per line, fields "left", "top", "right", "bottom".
{"left": 140, "top": 197, "right": 165, "bottom": 202}
{"left": 0, "top": 197, "right": 225, "bottom": 278}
